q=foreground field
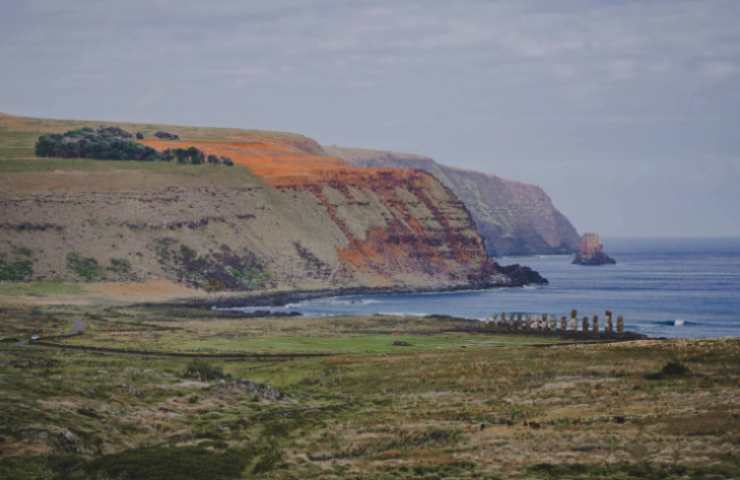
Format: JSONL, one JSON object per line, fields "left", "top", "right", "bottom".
{"left": 1, "top": 304, "right": 739, "bottom": 479}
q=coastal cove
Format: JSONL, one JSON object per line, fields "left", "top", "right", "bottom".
{"left": 225, "top": 237, "right": 740, "bottom": 339}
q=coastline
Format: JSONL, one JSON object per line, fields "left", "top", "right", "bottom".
{"left": 140, "top": 282, "right": 528, "bottom": 310}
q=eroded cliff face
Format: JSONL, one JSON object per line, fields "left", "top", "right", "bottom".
{"left": 0, "top": 114, "right": 517, "bottom": 293}
{"left": 326, "top": 147, "right": 581, "bottom": 257}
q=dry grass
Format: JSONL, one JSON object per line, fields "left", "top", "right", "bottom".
{"left": 2, "top": 304, "right": 738, "bottom": 479}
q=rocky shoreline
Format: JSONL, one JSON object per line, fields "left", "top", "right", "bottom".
{"left": 163, "top": 262, "right": 549, "bottom": 310}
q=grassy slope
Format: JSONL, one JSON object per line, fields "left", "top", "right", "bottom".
{"left": 1, "top": 304, "right": 739, "bottom": 479}
{"left": 0, "top": 112, "right": 323, "bottom": 165}
{"left": 0, "top": 113, "right": 490, "bottom": 295}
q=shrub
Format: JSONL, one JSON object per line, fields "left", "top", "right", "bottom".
{"left": 645, "top": 360, "right": 690, "bottom": 380}
{"left": 154, "top": 131, "right": 179, "bottom": 140}
{"left": 221, "top": 157, "right": 234, "bottom": 166}
{"left": 183, "top": 360, "right": 228, "bottom": 381}
{"left": 661, "top": 360, "right": 689, "bottom": 376}
{"left": 207, "top": 154, "right": 220, "bottom": 164}
{"left": 0, "top": 257, "right": 33, "bottom": 281}
{"left": 66, "top": 252, "right": 100, "bottom": 281}
{"left": 84, "top": 446, "right": 248, "bottom": 480}
{"left": 187, "top": 146, "right": 204, "bottom": 165}
{"left": 0, "top": 456, "right": 58, "bottom": 480}
{"left": 108, "top": 257, "right": 132, "bottom": 276}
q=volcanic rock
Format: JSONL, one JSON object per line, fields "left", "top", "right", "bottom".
{"left": 572, "top": 233, "right": 616, "bottom": 266}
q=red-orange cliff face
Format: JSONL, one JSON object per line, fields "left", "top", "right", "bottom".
{"left": 142, "top": 138, "right": 495, "bottom": 287}
{"left": 0, "top": 113, "right": 546, "bottom": 292}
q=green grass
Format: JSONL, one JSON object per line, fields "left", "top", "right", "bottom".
{"left": 0, "top": 112, "right": 318, "bottom": 174}
{"left": 0, "top": 126, "right": 253, "bottom": 177}
{"left": 167, "top": 332, "right": 557, "bottom": 354}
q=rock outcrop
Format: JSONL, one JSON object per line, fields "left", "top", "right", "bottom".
{"left": 0, "top": 113, "right": 540, "bottom": 293}
{"left": 325, "top": 147, "right": 580, "bottom": 257}
{"left": 572, "top": 233, "right": 616, "bottom": 266}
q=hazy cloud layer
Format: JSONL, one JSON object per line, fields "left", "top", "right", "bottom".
{"left": 2, "top": 0, "right": 739, "bottom": 236}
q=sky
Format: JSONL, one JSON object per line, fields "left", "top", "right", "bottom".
{"left": 1, "top": 0, "right": 739, "bottom": 237}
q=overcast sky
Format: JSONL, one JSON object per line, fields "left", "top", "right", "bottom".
{"left": 2, "top": 0, "right": 739, "bottom": 237}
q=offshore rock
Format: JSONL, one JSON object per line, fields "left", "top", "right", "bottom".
{"left": 572, "top": 233, "right": 616, "bottom": 266}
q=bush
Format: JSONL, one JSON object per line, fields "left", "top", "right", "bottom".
{"left": 661, "top": 360, "right": 689, "bottom": 376}
{"left": 66, "top": 252, "right": 100, "bottom": 281}
{"left": 187, "top": 146, "right": 204, "bottom": 165}
{"left": 0, "top": 447, "right": 257, "bottom": 480}
{"left": 183, "top": 360, "right": 228, "bottom": 381}
{"left": 154, "top": 130, "right": 179, "bottom": 140}
{"left": 84, "top": 446, "right": 248, "bottom": 480}
{"left": 0, "top": 257, "right": 33, "bottom": 281}
{"left": 108, "top": 257, "right": 132, "bottom": 276}
{"left": 645, "top": 360, "right": 690, "bottom": 380}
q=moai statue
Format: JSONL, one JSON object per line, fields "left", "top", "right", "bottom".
{"left": 617, "top": 315, "right": 624, "bottom": 336}
{"left": 592, "top": 315, "right": 599, "bottom": 337}
{"left": 581, "top": 317, "right": 589, "bottom": 335}
{"left": 570, "top": 309, "right": 578, "bottom": 332}
{"left": 550, "top": 315, "right": 558, "bottom": 331}
{"left": 605, "top": 310, "right": 613, "bottom": 337}
{"left": 560, "top": 316, "right": 567, "bottom": 333}
{"left": 542, "top": 314, "right": 549, "bottom": 332}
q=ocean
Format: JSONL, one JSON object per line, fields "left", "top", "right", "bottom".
{"left": 231, "top": 238, "right": 740, "bottom": 339}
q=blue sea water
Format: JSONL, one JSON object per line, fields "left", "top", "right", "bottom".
{"left": 234, "top": 238, "right": 740, "bottom": 339}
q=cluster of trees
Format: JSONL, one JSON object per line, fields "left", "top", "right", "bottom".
{"left": 159, "top": 147, "right": 234, "bottom": 166}
{"left": 35, "top": 127, "right": 159, "bottom": 161}
{"left": 35, "top": 127, "right": 234, "bottom": 166}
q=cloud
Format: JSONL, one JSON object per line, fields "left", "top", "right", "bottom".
{"left": 1, "top": 0, "right": 739, "bottom": 235}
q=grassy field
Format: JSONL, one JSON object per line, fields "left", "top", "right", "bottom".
{"left": 1, "top": 303, "right": 739, "bottom": 479}
{"left": 0, "top": 112, "right": 321, "bottom": 174}
{"left": 54, "top": 307, "right": 562, "bottom": 354}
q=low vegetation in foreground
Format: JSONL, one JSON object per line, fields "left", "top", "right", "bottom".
{"left": 0, "top": 304, "right": 739, "bottom": 479}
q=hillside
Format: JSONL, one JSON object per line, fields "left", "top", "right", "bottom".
{"left": 326, "top": 146, "right": 580, "bottom": 256}
{"left": 0, "top": 113, "right": 532, "bottom": 297}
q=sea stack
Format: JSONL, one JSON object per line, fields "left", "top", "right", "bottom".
{"left": 572, "top": 233, "right": 616, "bottom": 266}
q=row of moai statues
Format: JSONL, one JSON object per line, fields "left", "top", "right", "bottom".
{"left": 488, "top": 309, "right": 624, "bottom": 337}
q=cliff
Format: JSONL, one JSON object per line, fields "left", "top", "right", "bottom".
{"left": 0, "top": 113, "right": 533, "bottom": 294}
{"left": 325, "top": 146, "right": 581, "bottom": 257}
